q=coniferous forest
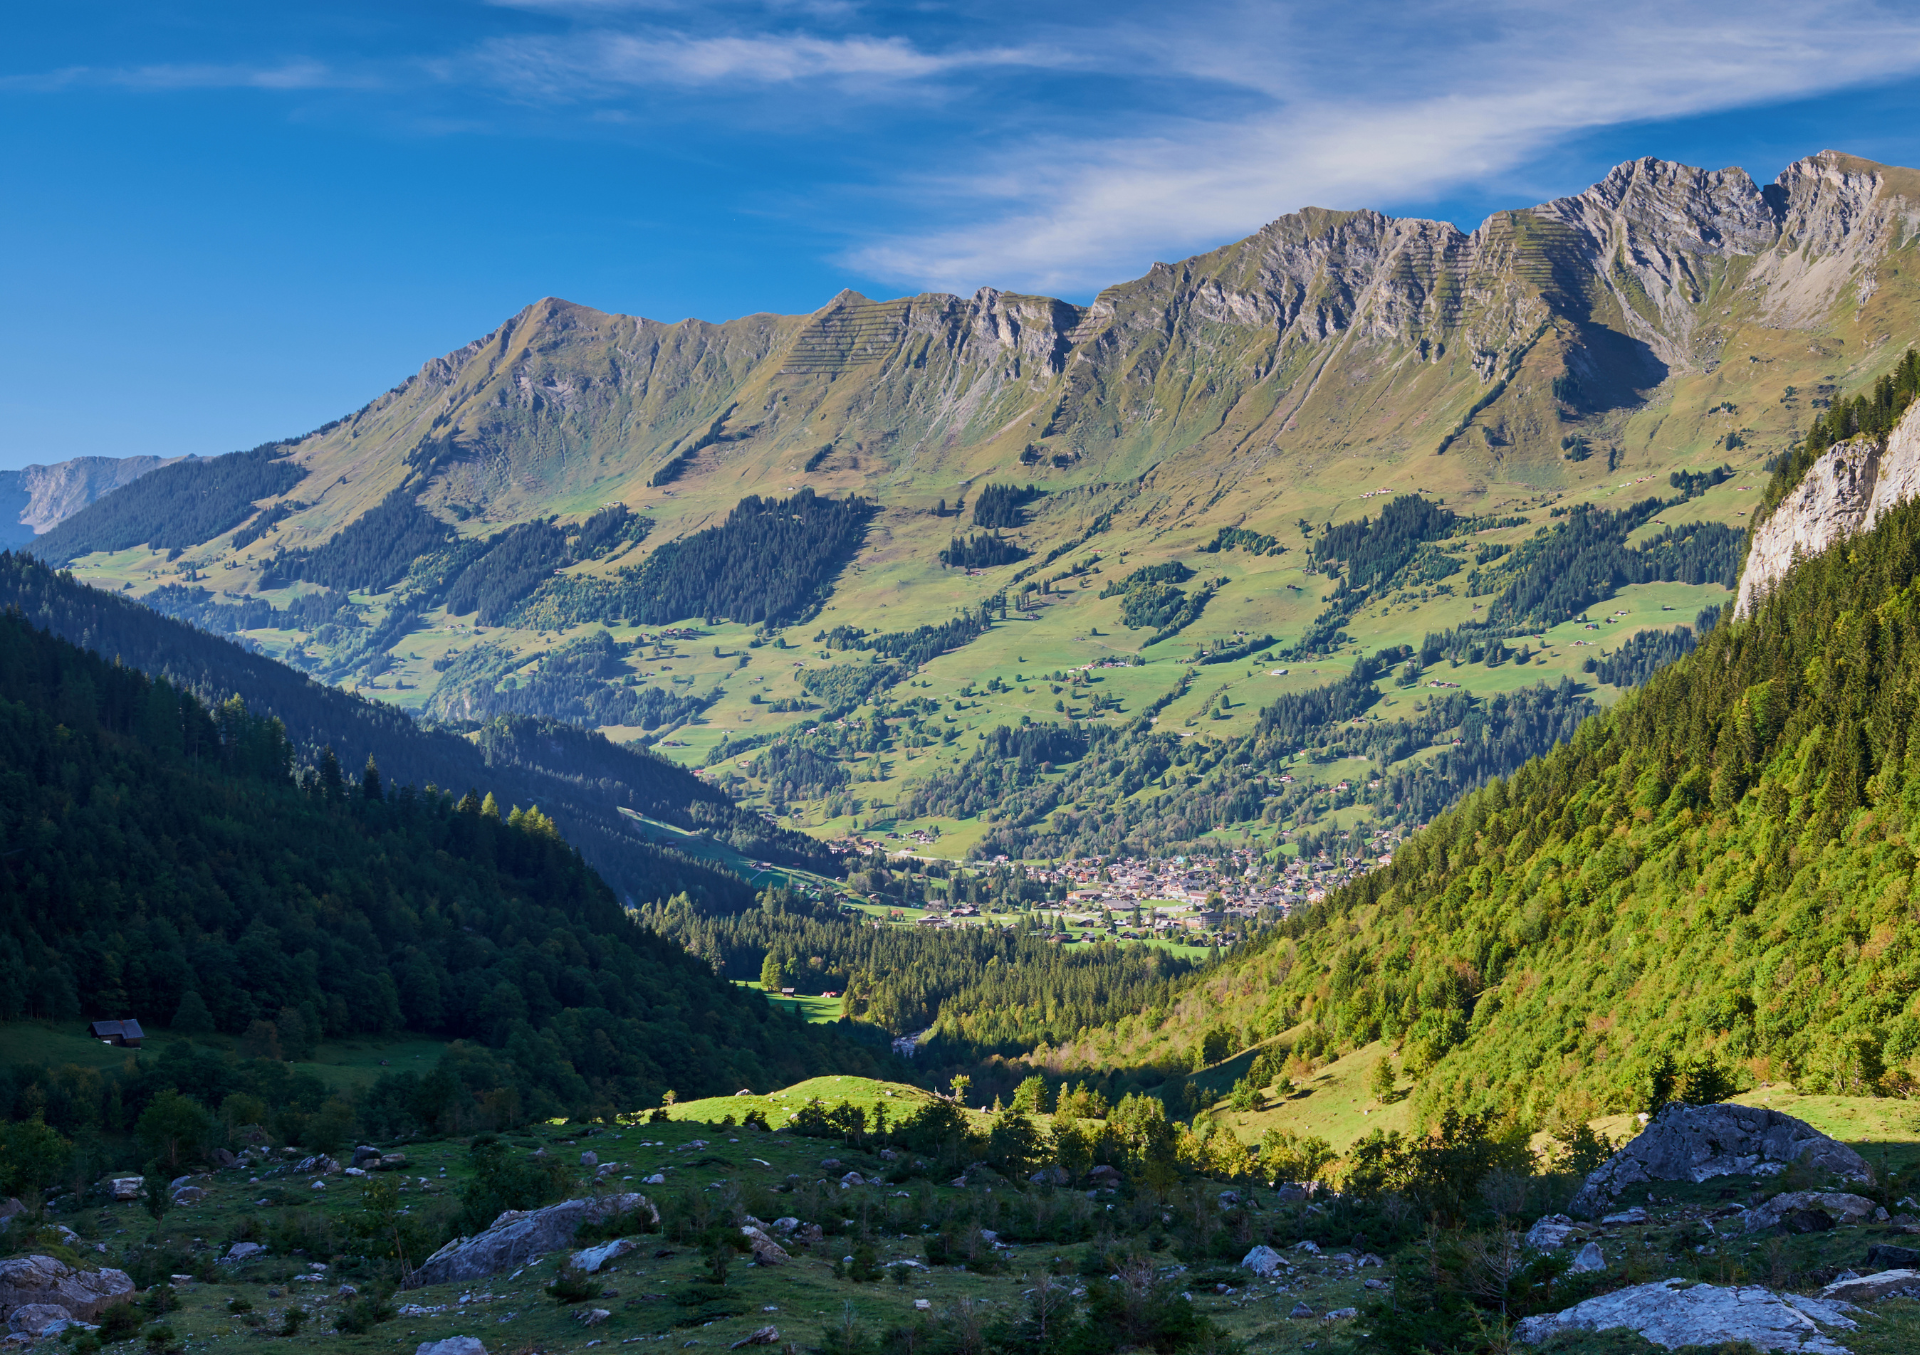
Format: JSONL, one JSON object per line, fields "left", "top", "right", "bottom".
{"left": 0, "top": 606, "right": 889, "bottom": 1131}
{"left": 32, "top": 445, "right": 308, "bottom": 563}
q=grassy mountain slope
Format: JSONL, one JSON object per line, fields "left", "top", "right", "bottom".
{"left": 1037, "top": 401, "right": 1920, "bottom": 1134}
{"left": 0, "top": 603, "right": 891, "bottom": 1115}
{"left": 42, "top": 151, "right": 1920, "bottom": 865}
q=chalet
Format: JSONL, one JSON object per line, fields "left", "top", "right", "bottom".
{"left": 88, "top": 1019, "right": 144, "bottom": 1047}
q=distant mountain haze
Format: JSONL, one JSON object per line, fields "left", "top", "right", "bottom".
{"left": 0, "top": 454, "right": 177, "bottom": 546}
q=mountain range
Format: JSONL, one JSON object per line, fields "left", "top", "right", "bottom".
{"left": 26, "top": 147, "right": 1920, "bottom": 877}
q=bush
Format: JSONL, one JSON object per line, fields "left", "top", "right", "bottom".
{"left": 95, "top": 1304, "right": 142, "bottom": 1344}
{"left": 333, "top": 1287, "right": 396, "bottom": 1335}
{"left": 546, "top": 1265, "right": 600, "bottom": 1304}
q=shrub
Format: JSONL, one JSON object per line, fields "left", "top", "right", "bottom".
{"left": 546, "top": 1265, "right": 599, "bottom": 1304}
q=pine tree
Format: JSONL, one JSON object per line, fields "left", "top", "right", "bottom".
{"left": 172, "top": 989, "right": 215, "bottom": 1036}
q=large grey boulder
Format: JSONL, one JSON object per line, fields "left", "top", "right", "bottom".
{"left": 1819, "top": 1268, "right": 1920, "bottom": 1303}
{"left": 1568, "top": 1104, "right": 1870, "bottom": 1216}
{"left": 0, "top": 1256, "right": 135, "bottom": 1321}
{"left": 8, "top": 1304, "right": 79, "bottom": 1337}
{"left": 1744, "top": 1192, "right": 1881, "bottom": 1233}
{"left": 1514, "top": 1279, "right": 1859, "bottom": 1352}
{"left": 415, "top": 1339, "right": 486, "bottom": 1355}
{"left": 404, "top": 1194, "right": 655, "bottom": 1289}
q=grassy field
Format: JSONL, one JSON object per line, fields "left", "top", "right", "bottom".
{"left": 0, "top": 1023, "right": 450, "bottom": 1095}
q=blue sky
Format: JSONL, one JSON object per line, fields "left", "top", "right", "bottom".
{"left": 7, "top": 1, "right": 1920, "bottom": 468}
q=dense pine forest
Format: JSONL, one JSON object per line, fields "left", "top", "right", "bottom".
{"left": 1059, "top": 476, "right": 1920, "bottom": 1126}
{"left": 940, "top": 532, "right": 1026, "bottom": 569}
{"left": 971, "top": 482, "right": 1042, "bottom": 528}
{"left": 0, "top": 609, "right": 890, "bottom": 1134}
{"left": 32, "top": 444, "right": 308, "bottom": 563}
{"left": 0, "top": 553, "right": 825, "bottom": 899}
{"left": 640, "top": 885, "right": 1197, "bottom": 1067}
{"left": 260, "top": 487, "right": 458, "bottom": 593}
{"left": 898, "top": 665, "right": 1595, "bottom": 860}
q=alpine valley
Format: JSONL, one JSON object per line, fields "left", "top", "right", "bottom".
{"left": 11, "top": 151, "right": 1920, "bottom": 1355}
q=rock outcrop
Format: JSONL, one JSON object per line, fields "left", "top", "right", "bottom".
{"left": 1744, "top": 1191, "right": 1882, "bottom": 1233}
{"left": 1514, "top": 1279, "right": 1859, "bottom": 1352}
{"left": 0, "top": 1256, "right": 135, "bottom": 1322}
{"left": 1737, "top": 398, "right": 1920, "bottom": 617}
{"left": 404, "top": 1194, "right": 655, "bottom": 1289}
{"left": 1820, "top": 1268, "right": 1920, "bottom": 1303}
{"left": 1568, "top": 1103, "right": 1870, "bottom": 1216}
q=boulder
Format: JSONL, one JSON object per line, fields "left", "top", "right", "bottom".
{"left": 569, "top": 1239, "right": 635, "bottom": 1274}
{"left": 1288, "top": 1302, "right": 1314, "bottom": 1319}
{"left": 376, "top": 1154, "right": 409, "bottom": 1172}
{"left": 1602, "top": 1207, "right": 1649, "bottom": 1226}
{"left": 574, "top": 1308, "right": 610, "bottom": 1327}
{"left": 729, "top": 1328, "right": 780, "bottom": 1349}
{"left": 223, "top": 1242, "right": 266, "bottom": 1263}
{"left": 1866, "top": 1243, "right": 1920, "bottom": 1271}
{"left": 1744, "top": 1192, "right": 1880, "bottom": 1234}
{"left": 1525, "top": 1215, "right": 1580, "bottom": 1250}
{"left": 1028, "top": 1167, "right": 1068, "bottom": 1186}
{"left": 352, "top": 1146, "right": 382, "bottom": 1168}
{"left": 170, "top": 1186, "right": 207, "bottom": 1206}
{"left": 7, "top": 1305, "right": 75, "bottom": 1337}
{"left": 209, "top": 1148, "right": 237, "bottom": 1169}
{"left": 580, "top": 1152, "right": 598, "bottom": 1169}
{"left": 1086, "top": 1165, "right": 1121, "bottom": 1186}
{"left": 1324, "top": 1308, "right": 1357, "bottom": 1320}
{"left": 1820, "top": 1268, "right": 1920, "bottom": 1303}
{"left": 0, "top": 1257, "right": 135, "bottom": 1321}
{"left": 0, "top": 1200, "right": 23, "bottom": 1224}
{"left": 1569, "top": 1104, "right": 1871, "bottom": 1216}
{"left": 404, "top": 1194, "right": 657, "bottom": 1288}
{"left": 1569, "top": 1242, "right": 1606, "bottom": 1274}
{"left": 106, "top": 1178, "right": 142, "bottom": 1202}
{"left": 1515, "top": 1280, "right": 1859, "bottom": 1352}
{"left": 740, "top": 1227, "right": 788, "bottom": 1266}
{"left": 415, "top": 1339, "right": 486, "bottom": 1355}
{"left": 1240, "top": 1245, "right": 1285, "bottom": 1278}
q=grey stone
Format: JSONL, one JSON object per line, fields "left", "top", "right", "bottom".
{"left": 729, "top": 1328, "right": 780, "bottom": 1349}
{"left": 573, "top": 1309, "right": 610, "bottom": 1327}
{"left": 1288, "top": 1302, "right": 1314, "bottom": 1319}
{"left": 404, "top": 1194, "right": 657, "bottom": 1288}
{"left": 7, "top": 1305, "right": 74, "bottom": 1338}
{"left": 415, "top": 1338, "right": 486, "bottom": 1355}
{"left": 170, "top": 1186, "right": 207, "bottom": 1206}
{"left": 0, "top": 1257, "right": 135, "bottom": 1321}
{"left": 1324, "top": 1308, "right": 1357, "bottom": 1320}
{"left": 1239, "top": 1245, "right": 1284, "bottom": 1277}
{"left": 1602, "top": 1207, "right": 1650, "bottom": 1226}
{"left": 210, "top": 1149, "right": 237, "bottom": 1168}
{"left": 1744, "top": 1192, "right": 1879, "bottom": 1234}
{"left": 569, "top": 1239, "right": 635, "bottom": 1274}
{"left": 0, "top": 1200, "right": 23, "bottom": 1223}
{"left": 580, "top": 1152, "right": 598, "bottom": 1169}
{"left": 223, "top": 1242, "right": 266, "bottom": 1262}
{"left": 1514, "top": 1279, "right": 1858, "bottom": 1352}
{"left": 106, "top": 1177, "right": 142, "bottom": 1201}
{"left": 1819, "top": 1268, "right": 1920, "bottom": 1303}
{"left": 1525, "top": 1214, "right": 1580, "bottom": 1249}
{"left": 1865, "top": 1244, "right": 1920, "bottom": 1270}
{"left": 739, "top": 1227, "right": 788, "bottom": 1267}
{"left": 1569, "top": 1104, "right": 1871, "bottom": 1216}
{"left": 1570, "top": 1242, "right": 1606, "bottom": 1273}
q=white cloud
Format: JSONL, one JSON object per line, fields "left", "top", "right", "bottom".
{"left": 0, "top": 59, "right": 344, "bottom": 94}
{"left": 471, "top": 27, "right": 1060, "bottom": 95}
{"left": 846, "top": 0, "right": 1920, "bottom": 294}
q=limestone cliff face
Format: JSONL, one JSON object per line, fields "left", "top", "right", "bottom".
{"left": 1736, "top": 398, "right": 1920, "bottom": 616}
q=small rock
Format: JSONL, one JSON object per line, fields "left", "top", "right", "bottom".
{"left": 574, "top": 1308, "right": 611, "bottom": 1327}
{"left": 1525, "top": 1214, "right": 1580, "bottom": 1249}
{"left": 818, "top": 1159, "right": 840, "bottom": 1170}
{"left": 1293, "top": 1241, "right": 1320, "bottom": 1255}
{"left": 728, "top": 1328, "right": 778, "bottom": 1349}
{"left": 1324, "top": 1308, "right": 1357, "bottom": 1320}
{"left": 839, "top": 1172, "right": 865, "bottom": 1188}
{"left": 310, "top": 1180, "right": 327, "bottom": 1192}
{"left": 914, "top": 1299, "right": 931, "bottom": 1311}
{"left": 1289, "top": 1302, "right": 1314, "bottom": 1319}
{"left": 740, "top": 1227, "right": 789, "bottom": 1267}
{"left": 1570, "top": 1242, "right": 1606, "bottom": 1273}
{"left": 644, "top": 1174, "right": 666, "bottom": 1186}
{"left": 581, "top": 1152, "right": 598, "bottom": 1169}
{"left": 416, "top": 1339, "right": 487, "bottom": 1355}
{"left": 108, "top": 1177, "right": 142, "bottom": 1202}
{"left": 1601, "top": 1207, "right": 1648, "bottom": 1226}
{"left": 224, "top": 1242, "right": 266, "bottom": 1262}
{"left": 1866, "top": 1244, "right": 1920, "bottom": 1271}
{"left": 571, "top": 1239, "right": 636, "bottom": 1274}
{"left": 1364, "top": 1277, "right": 1389, "bottom": 1291}
{"left": 1819, "top": 1268, "right": 1920, "bottom": 1303}
{"left": 1240, "top": 1245, "right": 1285, "bottom": 1278}
{"left": 1217, "top": 1190, "right": 1241, "bottom": 1208}
{"left": 1358, "top": 1253, "right": 1383, "bottom": 1267}
{"left": 8, "top": 1305, "right": 74, "bottom": 1338}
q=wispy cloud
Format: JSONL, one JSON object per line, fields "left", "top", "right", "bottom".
{"left": 469, "top": 28, "right": 1061, "bottom": 97}
{"left": 847, "top": 0, "right": 1920, "bottom": 294}
{"left": 1, "top": 59, "right": 346, "bottom": 94}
